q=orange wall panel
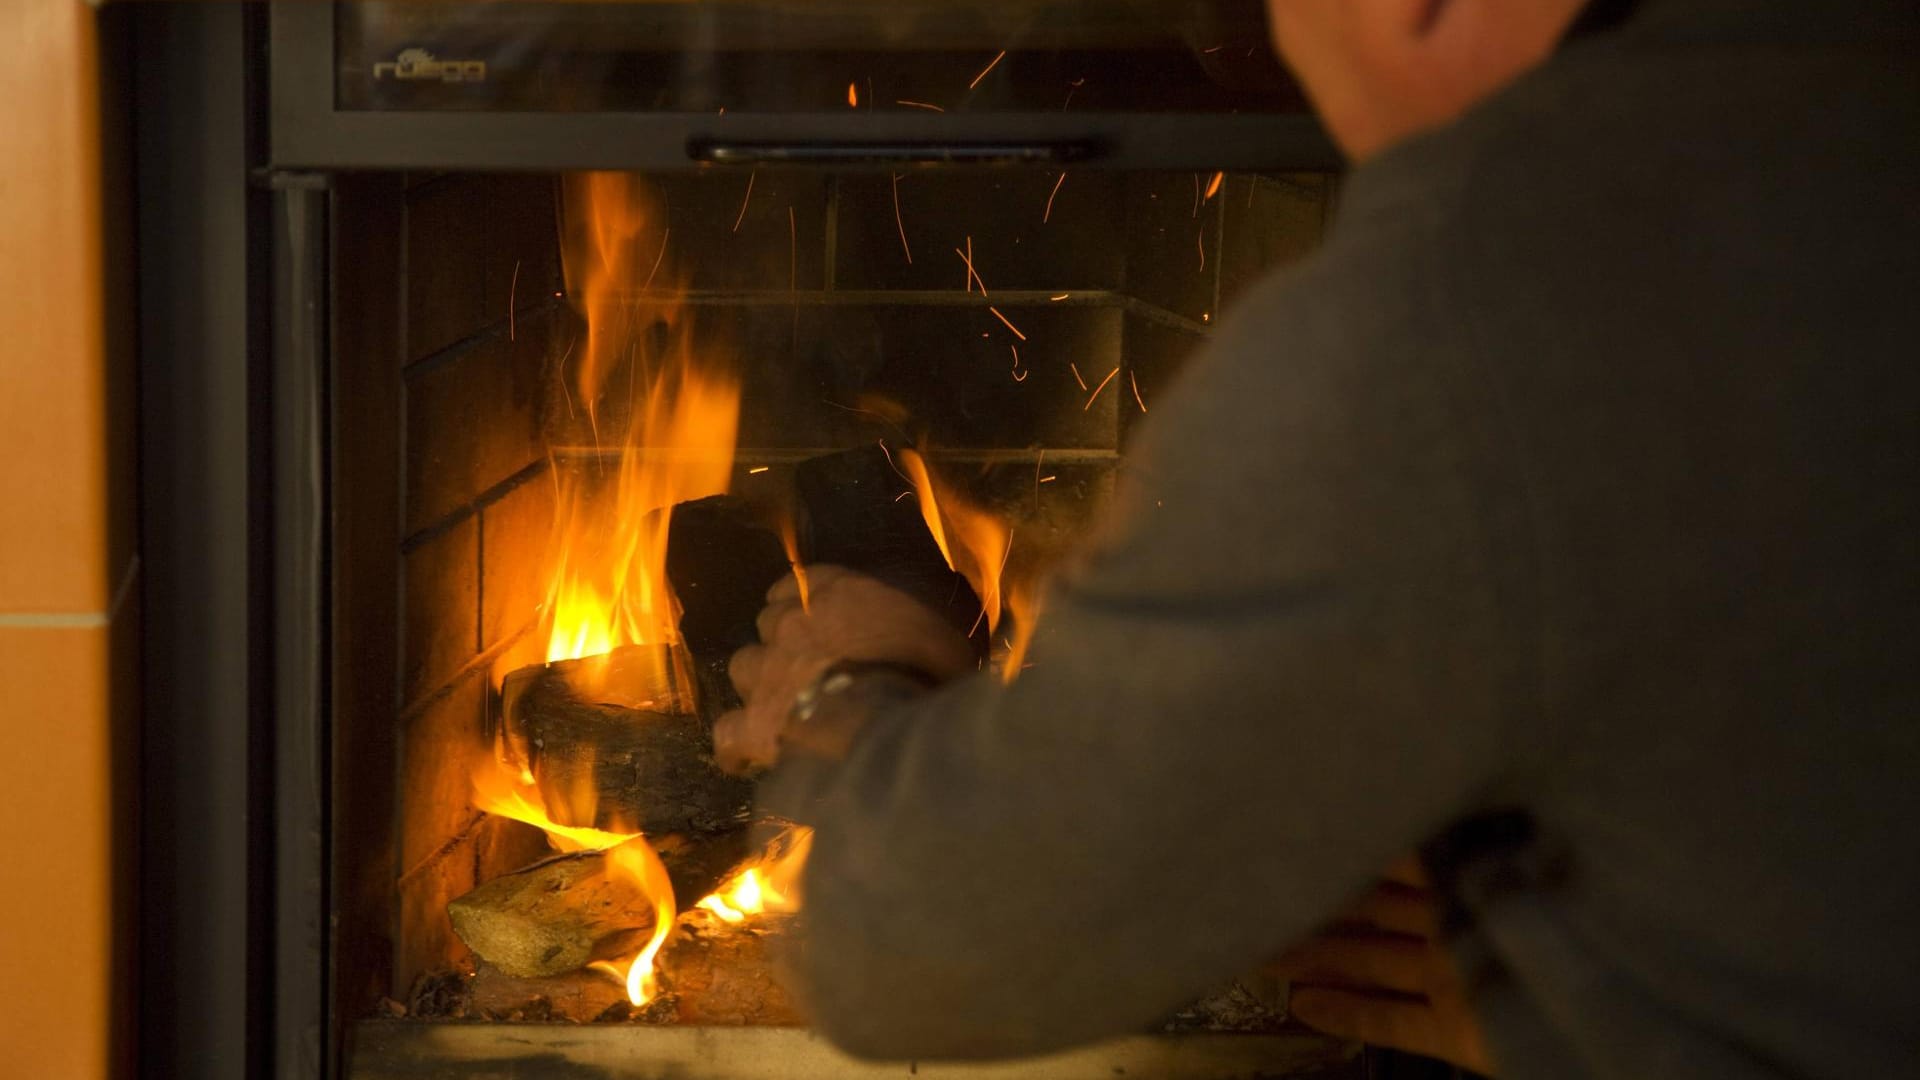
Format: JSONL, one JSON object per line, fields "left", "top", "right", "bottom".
{"left": 0, "top": 1, "right": 113, "bottom": 616}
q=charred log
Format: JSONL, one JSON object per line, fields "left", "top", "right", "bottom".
{"left": 793, "top": 445, "right": 987, "bottom": 653}
{"left": 499, "top": 644, "right": 752, "bottom": 837}
{"left": 664, "top": 494, "right": 792, "bottom": 720}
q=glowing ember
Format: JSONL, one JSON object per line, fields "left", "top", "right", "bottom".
{"left": 847, "top": 81, "right": 859, "bottom": 108}
{"left": 1205, "top": 171, "right": 1225, "bottom": 201}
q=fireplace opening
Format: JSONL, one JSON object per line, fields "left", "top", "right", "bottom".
{"left": 327, "top": 163, "right": 1345, "bottom": 1074}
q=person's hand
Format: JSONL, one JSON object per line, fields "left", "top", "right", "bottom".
{"left": 1269, "top": 860, "right": 1494, "bottom": 1075}
{"left": 712, "top": 566, "right": 975, "bottom": 775}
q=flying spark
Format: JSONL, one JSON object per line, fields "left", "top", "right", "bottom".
{"left": 732, "top": 171, "right": 756, "bottom": 233}
{"left": 969, "top": 50, "right": 1008, "bottom": 90}
{"left": 1084, "top": 366, "right": 1120, "bottom": 410}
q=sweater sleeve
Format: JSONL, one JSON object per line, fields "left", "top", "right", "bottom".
{"left": 758, "top": 197, "right": 1539, "bottom": 1060}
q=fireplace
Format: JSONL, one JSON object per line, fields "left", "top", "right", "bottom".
{"left": 132, "top": 5, "right": 1444, "bottom": 1077}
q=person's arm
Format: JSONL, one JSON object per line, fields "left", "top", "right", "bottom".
{"left": 728, "top": 220, "right": 1542, "bottom": 1060}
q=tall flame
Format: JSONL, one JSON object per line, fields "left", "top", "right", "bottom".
{"left": 544, "top": 172, "right": 741, "bottom": 665}
{"left": 472, "top": 172, "right": 744, "bottom": 1007}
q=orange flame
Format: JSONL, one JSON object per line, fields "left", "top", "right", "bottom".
{"left": 697, "top": 828, "right": 814, "bottom": 923}
{"left": 475, "top": 172, "right": 745, "bottom": 1007}
{"left": 1002, "top": 579, "right": 1043, "bottom": 685}
{"left": 545, "top": 173, "right": 742, "bottom": 665}
{"left": 897, "top": 449, "right": 1012, "bottom": 637}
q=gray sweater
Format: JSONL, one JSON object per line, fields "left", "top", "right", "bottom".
{"left": 761, "top": 1, "right": 1920, "bottom": 1075}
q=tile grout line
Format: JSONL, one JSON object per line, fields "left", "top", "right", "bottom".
{"left": 0, "top": 554, "right": 141, "bottom": 629}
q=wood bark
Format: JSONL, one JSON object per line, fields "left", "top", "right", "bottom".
{"left": 447, "top": 830, "right": 758, "bottom": 979}
{"left": 499, "top": 644, "right": 752, "bottom": 837}
{"left": 447, "top": 839, "right": 662, "bottom": 979}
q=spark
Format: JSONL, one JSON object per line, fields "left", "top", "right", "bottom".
{"left": 1069, "top": 361, "right": 1088, "bottom": 390}
{"left": 847, "top": 81, "right": 859, "bottom": 107}
{"left": 1197, "top": 225, "right": 1207, "bottom": 273}
{"left": 644, "top": 228, "right": 670, "bottom": 290}
{"left": 876, "top": 439, "right": 915, "bottom": 486}
{"left": 1010, "top": 344, "right": 1021, "bottom": 371}
{"left": 896, "top": 99, "right": 945, "bottom": 112}
{"left": 954, "top": 239, "right": 988, "bottom": 295}
{"left": 732, "top": 171, "right": 757, "bottom": 233}
{"left": 892, "top": 173, "right": 914, "bottom": 264}
{"left": 1084, "top": 365, "right": 1120, "bottom": 410}
{"left": 894, "top": 491, "right": 914, "bottom": 502}
{"left": 1192, "top": 173, "right": 1201, "bottom": 218}
{"left": 1062, "top": 77, "right": 1086, "bottom": 111}
{"left": 1202, "top": 45, "right": 1224, "bottom": 54}
{"left": 1033, "top": 450, "right": 1045, "bottom": 507}
{"left": 1205, "top": 171, "right": 1225, "bottom": 201}
{"left": 1044, "top": 172, "right": 1067, "bottom": 223}
{"left": 988, "top": 306, "right": 1028, "bottom": 341}
{"left": 508, "top": 259, "right": 520, "bottom": 340}
{"left": 969, "top": 49, "right": 1007, "bottom": 90}
{"left": 1130, "top": 370, "right": 1147, "bottom": 413}
{"left": 1013, "top": 369, "right": 1029, "bottom": 382}
{"left": 748, "top": 466, "right": 770, "bottom": 475}
{"left": 1040, "top": 475, "right": 1057, "bottom": 483}
{"left": 1050, "top": 294, "right": 1069, "bottom": 302}
{"left": 788, "top": 206, "right": 799, "bottom": 346}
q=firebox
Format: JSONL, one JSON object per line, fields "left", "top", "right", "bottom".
{"left": 132, "top": 5, "right": 1440, "bottom": 1078}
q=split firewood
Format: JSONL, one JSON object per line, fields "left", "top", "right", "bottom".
{"left": 447, "top": 828, "right": 756, "bottom": 979}
{"left": 498, "top": 644, "right": 752, "bottom": 837}
{"left": 447, "top": 839, "right": 664, "bottom": 979}
{"left": 652, "top": 912, "right": 805, "bottom": 1025}
{"left": 459, "top": 912, "right": 807, "bottom": 1025}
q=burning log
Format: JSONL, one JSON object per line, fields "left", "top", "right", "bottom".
{"left": 652, "top": 912, "right": 805, "bottom": 1025}
{"left": 794, "top": 445, "right": 984, "bottom": 648}
{"left": 447, "top": 839, "right": 661, "bottom": 979}
{"left": 448, "top": 830, "right": 755, "bottom": 980}
{"left": 499, "top": 644, "right": 752, "bottom": 837}
{"left": 664, "top": 494, "right": 794, "bottom": 719}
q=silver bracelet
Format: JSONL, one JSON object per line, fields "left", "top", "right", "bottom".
{"left": 788, "top": 659, "right": 936, "bottom": 726}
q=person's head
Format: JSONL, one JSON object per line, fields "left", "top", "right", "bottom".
{"left": 1266, "top": 0, "right": 1594, "bottom": 161}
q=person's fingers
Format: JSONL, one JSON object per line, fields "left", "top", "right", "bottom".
{"left": 1335, "top": 880, "right": 1438, "bottom": 938}
{"left": 1289, "top": 986, "right": 1446, "bottom": 1061}
{"left": 767, "top": 564, "right": 851, "bottom": 604}
{"left": 1267, "top": 929, "right": 1429, "bottom": 995}
{"left": 711, "top": 709, "right": 772, "bottom": 775}
{"left": 755, "top": 598, "right": 804, "bottom": 645}
{"left": 728, "top": 644, "right": 767, "bottom": 699}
